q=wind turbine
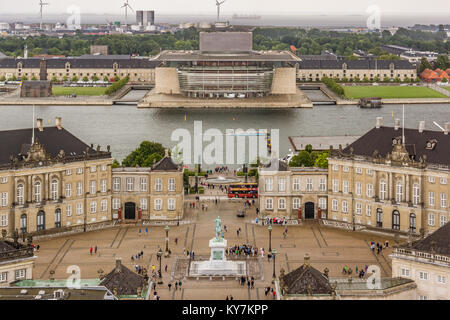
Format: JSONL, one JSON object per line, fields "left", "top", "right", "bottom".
{"left": 121, "top": 0, "right": 134, "bottom": 28}
{"left": 216, "top": 0, "right": 226, "bottom": 22}
{"left": 39, "top": 0, "right": 50, "bottom": 30}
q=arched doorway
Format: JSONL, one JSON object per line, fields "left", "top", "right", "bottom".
{"left": 409, "top": 213, "right": 416, "bottom": 232}
{"left": 37, "top": 210, "right": 45, "bottom": 231}
{"left": 125, "top": 202, "right": 136, "bottom": 220}
{"left": 305, "top": 202, "right": 315, "bottom": 219}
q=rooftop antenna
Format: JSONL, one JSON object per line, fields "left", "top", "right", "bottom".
{"left": 216, "top": 0, "right": 226, "bottom": 22}
{"left": 32, "top": 105, "right": 35, "bottom": 144}
{"left": 39, "top": 0, "right": 50, "bottom": 30}
{"left": 402, "top": 104, "right": 405, "bottom": 146}
{"left": 121, "top": 0, "right": 134, "bottom": 28}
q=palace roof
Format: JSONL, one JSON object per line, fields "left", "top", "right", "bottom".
{"left": 99, "top": 259, "right": 146, "bottom": 297}
{"left": 343, "top": 126, "right": 450, "bottom": 166}
{"left": 299, "top": 59, "right": 414, "bottom": 70}
{"left": 403, "top": 223, "right": 450, "bottom": 256}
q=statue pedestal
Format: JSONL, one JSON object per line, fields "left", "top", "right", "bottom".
{"left": 189, "top": 237, "right": 246, "bottom": 277}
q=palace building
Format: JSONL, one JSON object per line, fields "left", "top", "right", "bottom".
{"left": 0, "top": 118, "right": 184, "bottom": 238}
{"left": 327, "top": 118, "right": 450, "bottom": 235}
{"left": 258, "top": 159, "right": 328, "bottom": 220}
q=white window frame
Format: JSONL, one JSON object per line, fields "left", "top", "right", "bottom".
{"left": 101, "top": 179, "right": 107, "bottom": 193}
{"left": 76, "top": 203, "right": 83, "bottom": 215}
{"left": 66, "top": 204, "right": 72, "bottom": 217}
{"left": 126, "top": 178, "right": 134, "bottom": 192}
{"left": 168, "top": 178, "right": 176, "bottom": 192}
{"left": 396, "top": 181, "right": 403, "bottom": 203}
{"left": 342, "top": 200, "right": 348, "bottom": 213}
{"left": 366, "top": 183, "right": 373, "bottom": 198}
{"left": 429, "top": 192, "right": 435, "bottom": 206}
{"left": 90, "top": 201, "right": 97, "bottom": 214}
{"left": 140, "top": 198, "right": 148, "bottom": 210}
{"left": 113, "top": 178, "right": 120, "bottom": 191}
{"left": 266, "top": 198, "right": 273, "bottom": 210}
{"left": 112, "top": 198, "right": 121, "bottom": 210}
{"left": 51, "top": 179, "right": 58, "bottom": 200}
{"left": 292, "top": 198, "right": 301, "bottom": 210}
{"left": 331, "top": 199, "right": 338, "bottom": 212}
{"left": 0, "top": 214, "right": 8, "bottom": 227}
{"left": 319, "top": 178, "right": 326, "bottom": 191}
{"left": 342, "top": 180, "right": 349, "bottom": 194}
{"left": 355, "top": 182, "right": 362, "bottom": 196}
{"left": 0, "top": 272, "right": 7, "bottom": 283}
{"left": 440, "top": 215, "right": 447, "bottom": 227}
{"left": 76, "top": 182, "right": 83, "bottom": 196}
{"left": 380, "top": 180, "right": 387, "bottom": 200}
{"left": 412, "top": 184, "right": 420, "bottom": 205}
{"left": 265, "top": 178, "right": 273, "bottom": 192}
{"left": 101, "top": 199, "right": 107, "bottom": 212}
{"left": 154, "top": 178, "right": 162, "bottom": 192}
{"left": 319, "top": 198, "right": 327, "bottom": 210}
{"left": 90, "top": 181, "right": 96, "bottom": 195}
{"left": 440, "top": 193, "right": 447, "bottom": 208}
{"left": 65, "top": 183, "right": 72, "bottom": 198}
{"left": 306, "top": 178, "right": 313, "bottom": 192}
{"left": 90, "top": 165, "right": 97, "bottom": 173}
{"left": 419, "top": 271, "right": 428, "bottom": 280}
{"left": 1, "top": 192, "right": 8, "bottom": 207}
{"left": 15, "top": 269, "right": 26, "bottom": 280}
{"left": 154, "top": 198, "right": 162, "bottom": 211}
{"left": 141, "top": 177, "right": 148, "bottom": 192}
{"left": 34, "top": 181, "right": 41, "bottom": 203}
{"left": 355, "top": 202, "right": 362, "bottom": 215}
{"left": 428, "top": 213, "right": 435, "bottom": 226}
{"left": 278, "top": 178, "right": 286, "bottom": 192}
{"left": 278, "top": 198, "right": 286, "bottom": 210}
{"left": 366, "top": 204, "right": 371, "bottom": 217}
{"left": 168, "top": 198, "right": 175, "bottom": 211}
{"left": 76, "top": 168, "right": 83, "bottom": 175}
{"left": 332, "top": 179, "right": 339, "bottom": 193}
{"left": 17, "top": 184, "right": 24, "bottom": 205}
{"left": 292, "top": 178, "right": 300, "bottom": 191}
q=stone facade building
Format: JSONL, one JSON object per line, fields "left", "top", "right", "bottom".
{"left": 390, "top": 222, "right": 449, "bottom": 300}
{"left": 298, "top": 59, "right": 416, "bottom": 82}
{"left": 0, "top": 118, "right": 184, "bottom": 238}
{"left": 327, "top": 118, "right": 450, "bottom": 235}
{"left": 111, "top": 155, "right": 184, "bottom": 222}
{"left": 258, "top": 159, "right": 328, "bottom": 219}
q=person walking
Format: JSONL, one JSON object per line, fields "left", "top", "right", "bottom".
{"left": 175, "top": 281, "right": 178, "bottom": 290}
{"left": 175, "top": 237, "right": 178, "bottom": 245}
{"left": 94, "top": 245, "right": 98, "bottom": 254}
{"left": 165, "top": 265, "right": 168, "bottom": 272}
{"left": 145, "top": 227, "right": 148, "bottom": 236}
{"left": 178, "top": 280, "right": 182, "bottom": 289}
{"left": 90, "top": 247, "right": 93, "bottom": 255}
{"left": 168, "top": 283, "right": 172, "bottom": 291}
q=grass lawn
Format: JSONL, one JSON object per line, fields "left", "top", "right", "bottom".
{"left": 343, "top": 86, "right": 447, "bottom": 99}
{"left": 52, "top": 86, "right": 107, "bottom": 96}
{"left": 442, "top": 86, "right": 450, "bottom": 92}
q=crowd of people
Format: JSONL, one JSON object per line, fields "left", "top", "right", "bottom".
{"left": 226, "top": 243, "right": 260, "bottom": 257}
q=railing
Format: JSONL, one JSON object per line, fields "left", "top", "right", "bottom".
{"left": 394, "top": 247, "right": 450, "bottom": 264}
{"left": 0, "top": 245, "right": 34, "bottom": 263}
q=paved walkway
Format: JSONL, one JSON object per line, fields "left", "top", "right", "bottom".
{"left": 33, "top": 199, "right": 394, "bottom": 300}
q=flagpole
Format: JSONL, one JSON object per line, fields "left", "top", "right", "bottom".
{"left": 32, "top": 104, "right": 35, "bottom": 144}
{"left": 402, "top": 104, "right": 405, "bottom": 146}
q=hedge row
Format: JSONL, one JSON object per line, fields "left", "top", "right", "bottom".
{"left": 105, "top": 76, "right": 129, "bottom": 95}
{"left": 322, "top": 76, "right": 344, "bottom": 97}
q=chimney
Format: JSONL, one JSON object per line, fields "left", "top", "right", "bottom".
{"left": 394, "top": 118, "right": 400, "bottom": 130}
{"left": 418, "top": 121, "right": 425, "bottom": 133}
{"left": 115, "top": 258, "right": 122, "bottom": 272}
{"left": 55, "top": 117, "right": 62, "bottom": 130}
{"left": 37, "top": 118, "right": 43, "bottom": 132}
{"left": 376, "top": 117, "right": 383, "bottom": 129}
{"left": 303, "top": 253, "right": 310, "bottom": 267}
{"left": 444, "top": 122, "right": 449, "bottom": 135}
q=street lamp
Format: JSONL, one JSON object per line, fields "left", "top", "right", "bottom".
{"left": 268, "top": 224, "right": 272, "bottom": 252}
{"left": 164, "top": 225, "right": 170, "bottom": 257}
{"left": 271, "top": 248, "right": 277, "bottom": 284}
{"left": 157, "top": 248, "right": 163, "bottom": 285}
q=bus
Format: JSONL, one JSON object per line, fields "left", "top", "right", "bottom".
{"left": 227, "top": 183, "right": 258, "bottom": 198}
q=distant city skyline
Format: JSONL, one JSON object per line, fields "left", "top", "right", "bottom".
{"left": 1, "top": 0, "right": 449, "bottom": 15}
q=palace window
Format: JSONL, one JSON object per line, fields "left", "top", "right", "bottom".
{"left": 20, "top": 214, "right": 27, "bottom": 233}
{"left": 37, "top": 211, "right": 45, "bottom": 231}
{"left": 66, "top": 169, "right": 72, "bottom": 176}
{"left": 113, "top": 178, "right": 120, "bottom": 191}
{"left": 355, "top": 182, "right": 362, "bottom": 196}
{"left": 90, "top": 201, "right": 97, "bottom": 213}
{"left": 428, "top": 213, "right": 435, "bottom": 226}
{"left": 319, "top": 178, "right": 326, "bottom": 191}
{"left": 440, "top": 215, "right": 447, "bottom": 227}
{"left": 412, "top": 184, "right": 420, "bottom": 205}
{"left": 126, "top": 178, "right": 134, "bottom": 192}
{"left": 355, "top": 203, "right": 362, "bottom": 215}
{"left": 77, "top": 168, "right": 83, "bottom": 175}
{"left": 15, "top": 269, "right": 26, "bottom": 280}
{"left": 437, "top": 275, "right": 446, "bottom": 284}
{"left": 366, "top": 204, "right": 371, "bottom": 217}
{"left": 34, "top": 181, "right": 41, "bottom": 203}
{"left": 266, "top": 198, "right": 273, "bottom": 210}
{"left": 101, "top": 179, "right": 107, "bottom": 193}
{"left": 306, "top": 179, "right": 313, "bottom": 191}
{"left": 319, "top": 198, "right": 327, "bottom": 210}
{"left": 265, "top": 178, "right": 273, "bottom": 192}
{"left": 395, "top": 181, "right": 403, "bottom": 203}
{"left": 392, "top": 210, "right": 400, "bottom": 230}
{"left": 343, "top": 166, "right": 349, "bottom": 172}
{"left": 401, "top": 268, "right": 410, "bottom": 277}
{"left": 380, "top": 179, "right": 387, "bottom": 200}
{"left": 154, "top": 178, "right": 162, "bottom": 192}
{"left": 55, "top": 209, "right": 61, "bottom": 228}
{"left": 140, "top": 178, "right": 148, "bottom": 192}
{"left": 168, "top": 178, "right": 176, "bottom": 192}
{"left": 428, "top": 176, "right": 435, "bottom": 183}
{"left": 342, "top": 201, "right": 348, "bottom": 213}
{"left": 65, "top": 184, "right": 72, "bottom": 198}
{"left": 168, "top": 198, "right": 175, "bottom": 211}
{"left": 17, "top": 184, "right": 24, "bottom": 205}
{"left": 140, "top": 198, "right": 148, "bottom": 210}
{"left": 419, "top": 272, "right": 428, "bottom": 280}
{"left": 429, "top": 192, "right": 435, "bottom": 206}
{"left": 90, "top": 181, "right": 96, "bottom": 194}
{"left": 342, "top": 181, "right": 349, "bottom": 194}
{"left": 331, "top": 199, "right": 338, "bottom": 211}
{"left": 77, "top": 182, "right": 83, "bottom": 196}
{"left": 293, "top": 198, "right": 301, "bottom": 210}
{"left": 278, "top": 178, "right": 286, "bottom": 192}
{"left": 66, "top": 205, "right": 72, "bottom": 217}
{"left": 366, "top": 184, "right": 373, "bottom": 198}
{"left": 440, "top": 193, "right": 447, "bottom": 208}
{"left": 76, "top": 203, "right": 83, "bottom": 215}
{"left": 0, "top": 214, "right": 7, "bottom": 227}
{"left": 154, "top": 199, "right": 162, "bottom": 211}
{"left": 101, "top": 165, "right": 107, "bottom": 171}
{"left": 112, "top": 198, "right": 121, "bottom": 210}
{"left": 51, "top": 179, "right": 58, "bottom": 200}
{"left": 293, "top": 178, "right": 300, "bottom": 191}
{"left": 101, "top": 200, "right": 107, "bottom": 212}
{"left": 332, "top": 179, "right": 339, "bottom": 193}
{"left": 278, "top": 198, "right": 286, "bottom": 210}
{"left": 332, "top": 164, "right": 339, "bottom": 171}
{"left": 440, "top": 177, "right": 447, "bottom": 185}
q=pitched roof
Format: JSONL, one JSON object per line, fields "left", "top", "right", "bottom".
{"left": 281, "top": 260, "right": 332, "bottom": 295}
{"left": 152, "top": 156, "right": 180, "bottom": 171}
{"left": 405, "top": 223, "right": 450, "bottom": 256}
{"left": 99, "top": 260, "right": 146, "bottom": 296}
{"left": 343, "top": 126, "right": 450, "bottom": 166}
{"left": 0, "top": 126, "right": 110, "bottom": 166}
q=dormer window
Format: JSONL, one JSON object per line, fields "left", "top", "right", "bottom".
{"left": 342, "top": 63, "right": 347, "bottom": 70}
{"left": 425, "top": 139, "right": 437, "bottom": 150}
{"left": 392, "top": 137, "right": 402, "bottom": 146}
{"left": 17, "top": 62, "right": 23, "bottom": 69}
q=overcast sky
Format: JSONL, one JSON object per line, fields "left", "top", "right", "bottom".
{"left": 2, "top": 0, "right": 449, "bottom": 15}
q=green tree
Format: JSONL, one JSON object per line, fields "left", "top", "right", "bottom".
{"left": 418, "top": 57, "right": 433, "bottom": 73}
{"left": 113, "top": 75, "right": 120, "bottom": 82}
{"left": 51, "top": 76, "right": 58, "bottom": 83}
{"left": 62, "top": 76, "right": 68, "bottom": 82}
{"left": 103, "top": 76, "right": 109, "bottom": 82}
{"left": 72, "top": 75, "right": 79, "bottom": 82}
{"left": 435, "top": 55, "right": 450, "bottom": 70}
{"left": 122, "top": 141, "right": 166, "bottom": 167}
{"left": 0, "top": 76, "right": 6, "bottom": 82}
{"left": 82, "top": 76, "right": 89, "bottom": 82}
{"left": 31, "top": 75, "right": 37, "bottom": 81}
{"left": 111, "top": 159, "right": 121, "bottom": 168}
{"left": 442, "top": 77, "right": 448, "bottom": 83}
{"left": 314, "top": 152, "right": 329, "bottom": 169}
{"left": 92, "top": 75, "right": 99, "bottom": 82}
{"left": 21, "top": 75, "right": 28, "bottom": 81}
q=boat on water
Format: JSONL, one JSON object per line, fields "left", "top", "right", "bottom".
{"left": 358, "top": 97, "right": 382, "bottom": 108}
